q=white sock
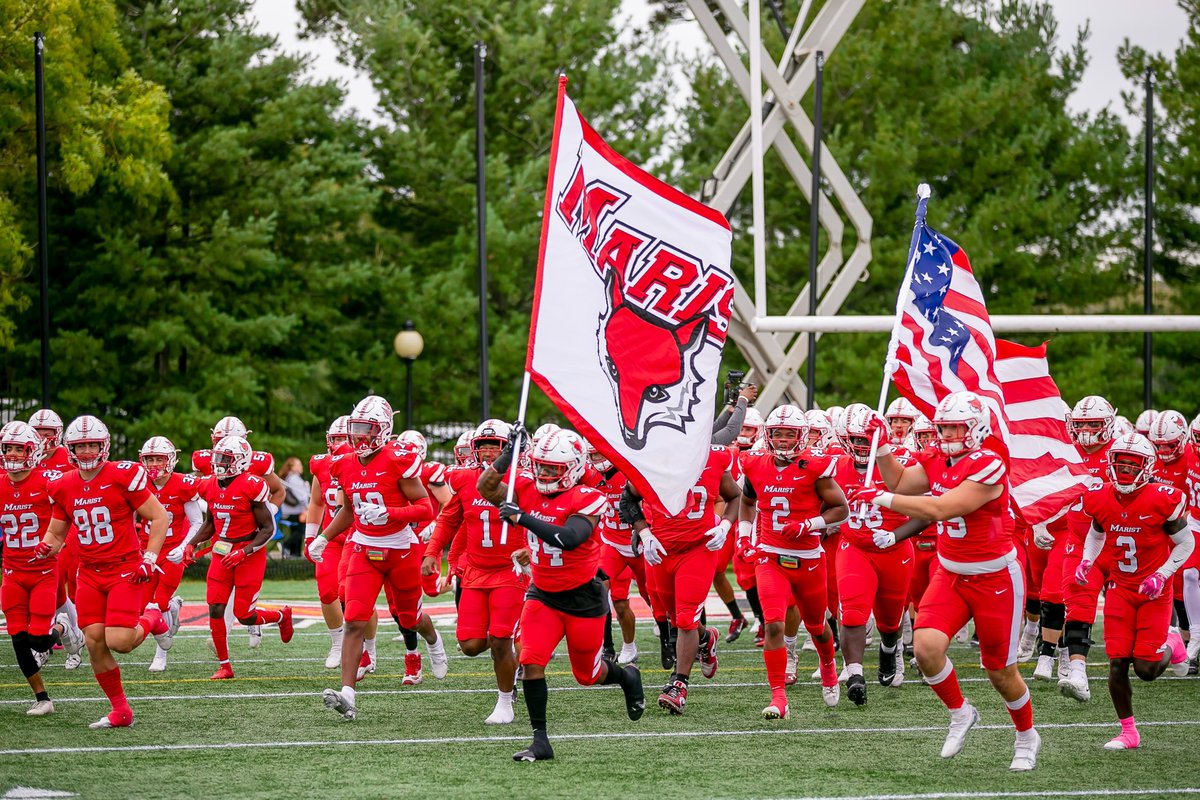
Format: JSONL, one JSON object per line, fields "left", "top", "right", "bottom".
{"left": 847, "top": 662, "right": 864, "bottom": 676}
{"left": 429, "top": 631, "right": 445, "bottom": 652}
{"left": 1023, "top": 620, "right": 1038, "bottom": 636}
{"left": 364, "top": 638, "right": 376, "bottom": 658}
{"left": 329, "top": 627, "right": 344, "bottom": 647}
{"left": 784, "top": 635, "right": 797, "bottom": 656}
{"left": 880, "top": 642, "right": 897, "bottom": 654}
{"left": 58, "top": 597, "right": 79, "bottom": 632}
{"left": 155, "top": 644, "right": 168, "bottom": 659}
{"left": 341, "top": 685, "right": 356, "bottom": 703}
{"left": 1016, "top": 727, "right": 1038, "bottom": 743}
{"left": 496, "top": 689, "right": 513, "bottom": 704}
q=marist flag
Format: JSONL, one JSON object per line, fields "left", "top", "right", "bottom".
{"left": 527, "top": 77, "right": 734, "bottom": 515}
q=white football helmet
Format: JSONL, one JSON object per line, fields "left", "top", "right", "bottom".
{"left": 1107, "top": 433, "right": 1156, "bottom": 494}
{"left": 529, "top": 430, "right": 586, "bottom": 494}
{"left": 1, "top": 421, "right": 44, "bottom": 472}
{"left": 27, "top": 409, "right": 64, "bottom": 447}
{"left": 827, "top": 406, "right": 849, "bottom": 448}
{"left": 396, "top": 430, "right": 428, "bottom": 460}
{"left": 1192, "top": 413, "right": 1200, "bottom": 447}
{"left": 584, "top": 438, "right": 612, "bottom": 473}
{"left": 844, "top": 404, "right": 887, "bottom": 465}
{"left": 1134, "top": 409, "right": 1158, "bottom": 436}
{"left": 1067, "top": 396, "right": 1116, "bottom": 448}
{"left": 1147, "top": 410, "right": 1189, "bottom": 463}
{"left": 911, "top": 414, "right": 936, "bottom": 450}
{"left": 139, "top": 436, "right": 179, "bottom": 480}
{"left": 933, "top": 392, "right": 991, "bottom": 457}
{"left": 453, "top": 431, "right": 474, "bottom": 466}
{"left": 472, "top": 419, "right": 512, "bottom": 466}
{"left": 804, "top": 409, "right": 832, "bottom": 448}
{"left": 212, "top": 435, "right": 253, "bottom": 477}
{"left": 885, "top": 397, "right": 920, "bottom": 445}
{"left": 1113, "top": 415, "right": 1135, "bottom": 437}
{"left": 532, "top": 423, "right": 561, "bottom": 446}
{"left": 326, "top": 416, "right": 350, "bottom": 454}
{"left": 64, "top": 415, "right": 111, "bottom": 470}
{"left": 764, "top": 405, "right": 808, "bottom": 460}
{"left": 348, "top": 395, "right": 393, "bottom": 456}
{"left": 211, "top": 416, "right": 249, "bottom": 447}
{"left": 738, "top": 407, "right": 765, "bottom": 449}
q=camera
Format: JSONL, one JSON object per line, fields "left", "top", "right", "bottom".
{"left": 724, "top": 369, "right": 747, "bottom": 406}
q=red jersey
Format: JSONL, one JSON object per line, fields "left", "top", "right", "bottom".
{"left": 142, "top": 473, "right": 202, "bottom": 545}
{"left": 832, "top": 454, "right": 912, "bottom": 551}
{"left": 1081, "top": 481, "right": 1187, "bottom": 588}
{"left": 203, "top": 473, "right": 269, "bottom": 541}
{"left": 192, "top": 448, "right": 275, "bottom": 478}
{"left": 0, "top": 467, "right": 62, "bottom": 571}
{"left": 579, "top": 463, "right": 604, "bottom": 489}
{"left": 48, "top": 461, "right": 153, "bottom": 567}
{"left": 1155, "top": 444, "right": 1199, "bottom": 522}
{"left": 329, "top": 443, "right": 425, "bottom": 546}
{"left": 309, "top": 453, "right": 343, "bottom": 531}
{"left": 591, "top": 468, "right": 631, "bottom": 555}
{"left": 741, "top": 448, "right": 836, "bottom": 555}
{"left": 923, "top": 448, "right": 1012, "bottom": 570}
{"left": 40, "top": 445, "right": 71, "bottom": 471}
{"left": 426, "top": 465, "right": 517, "bottom": 573}
{"left": 1065, "top": 442, "right": 1114, "bottom": 547}
{"left": 512, "top": 475, "right": 606, "bottom": 592}
{"left": 642, "top": 446, "right": 731, "bottom": 549}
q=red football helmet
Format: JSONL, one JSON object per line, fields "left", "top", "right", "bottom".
{"left": 1066, "top": 396, "right": 1116, "bottom": 448}
{"left": 348, "top": 396, "right": 393, "bottom": 457}
{"left": 212, "top": 435, "right": 253, "bottom": 478}
{"left": 472, "top": 419, "right": 512, "bottom": 467}
{"left": 453, "top": 431, "right": 474, "bottom": 466}
{"left": 933, "top": 392, "right": 991, "bottom": 457}
{"left": 844, "top": 404, "right": 887, "bottom": 466}
{"left": 529, "top": 430, "right": 586, "bottom": 494}
{"left": 211, "top": 416, "right": 250, "bottom": 447}
{"left": 326, "top": 416, "right": 350, "bottom": 454}
{"left": 27, "top": 408, "right": 63, "bottom": 448}
{"left": 396, "top": 430, "right": 428, "bottom": 460}
{"left": 885, "top": 397, "right": 919, "bottom": 445}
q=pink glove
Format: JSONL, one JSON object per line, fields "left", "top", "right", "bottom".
{"left": 1074, "top": 559, "right": 1093, "bottom": 586}
{"left": 1139, "top": 572, "right": 1167, "bottom": 599}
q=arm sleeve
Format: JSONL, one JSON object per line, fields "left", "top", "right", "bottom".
{"left": 519, "top": 513, "right": 594, "bottom": 551}
{"left": 741, "top": 474, "right": 757, "bottom": 502}
{"left": 183, "top": 500, "right": 205, "bottom": 539}
{"left": 387, "top": 496, "right": 436, "bottom": 526}
{"left": 1157, "top": 525, "right": 1195, "bottom": 580}
{"left": 1081, "top": 520, "right": 1106, "bottom": 564}
{"left": 711, "top": 400, "right": 747, "bottom": 446}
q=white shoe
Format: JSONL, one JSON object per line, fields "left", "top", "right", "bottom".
{"left": 248, "top": 625, "right": 263, "bottom": 649}
{"left": 484, "top": 692, "right": 515, "bottom": 725}
{"left": 34, "top": 649, "right": 51, "bottom": 669}
{"left": 57, "top": 612, "right": 83, "bottom": 656}
{"left": 1010, "top": 729, "right": 1041, "bottom": 771}
{"left": 801, "top": 636, "right": 817, "bottom": 652}
{"left": 1057, "top": 669, "right": 1090, "bottom": 702}
{"left": 26, "top": 699, "right": 54, "bottom": 717}
{"left": 356, "top": 652, "right": 377, "bottom": 681}
{"left": 1187, "top": 635, "right": 1200, "bottom": 663}
{"left": 149, "top": 646, "right": 168, "bottom": 673}
{"left": 428, "top": 637, "right": 450, "bottom": 680}
{"left": 325, "top": 645, "right": 343, "bottom": 670}
{"left": 1033, "top": 655, "right": 1054, "bottom": 681}
{"left": 65, "top": 653, "right": 82, "bottom": 670}
{"left": 888, "top": 654, "right": 906, "bottom": 687}
{"left": 864, "top": 614, "right": 876, "bottom": 647}
{"left": 392, "top": 634, "right": 407, "bottom": 642}
{"left": 941, "top": 703, "right": 980, "bottom": 758}
{"left": 322, "top": 688, "right": 356, "bottom": 721}
{"left": 617, "top": 643, "right": 638, "bottom": 665}
{"left": 810, "top": 667, "right": 821, "bottom": 680}
{"left": 1057, "top": 649, "right": 1070, "bottom": 680}
{"left": 785, "top": 651, "right": 797, "bottom": 685}
{"left": 822, "top": 682, "right": 840, "bottom": 707}
{"left": 901, "top": 612, "right": 913, "bottom": 649}
{"left": 1017, "top": 626, "right": 1038, "bottom": 663}
{"left": 838, "top": 665, "right": 850, "bottom": 684}
{"left": 167, "top": 595, "right": 184, "bottom": 637}
{"left": 151, "top": 609, "right": 174, "bottom": 652}
{"left": 954, "top": 626, "right": 970, "bottom": 644}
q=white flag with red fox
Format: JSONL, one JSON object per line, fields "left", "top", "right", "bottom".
{"left": 527, "top": 77, "right": 734, "bottom": 515}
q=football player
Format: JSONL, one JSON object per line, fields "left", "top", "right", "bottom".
{"left": 852, "top": 392, "right": 1040, "bottom": 771}
{"left": 28, "top": 409, "right": 70, "bottom": 470}
{"left": 1075, "top": 433, "right": 1192, "bottom": 749}
{"left": 478, "top": 427, "right": 644, "bottom": 762}
{"left": 28, "top": 408, "right": 80, "bottom": 663}
{"left": 453, "top": 430, "right": 475, "bottom": 467}
{"left": 306, "top": 416, "right": 352, "bottom": 669}
{"left": 738, "top": 405, "right": 849, "bottom": 717}
{"left": 40, "top": 416, "right": 172, "bottom": 729}
{"left": 885, "top": 397, "right": 920, "bottom": 446}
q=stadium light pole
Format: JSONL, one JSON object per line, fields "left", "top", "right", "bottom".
{"left": 35, "top": 33, "right": 51, "bottom": 408}
{"left": 1143, "top": 68, "right": 1154, "bottom": 411}
{"left": 394, "top": 320, "right": 424, "bottom": 430}
{"left": 475, "top": 41, "right": 491, "bottom": 421}
{"left": 806, "top": 50, "right": 823, "bottom": 411}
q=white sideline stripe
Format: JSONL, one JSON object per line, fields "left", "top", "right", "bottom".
{"left": 4, "top": 720, "right": 1200, "bottom": 757}
{"left": 753, "top": 790, "right": 1200, "bottom": 800}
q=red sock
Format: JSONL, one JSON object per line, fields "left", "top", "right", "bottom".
{"left": 210, "top": 616, "right": 230, "bottom": 663}
{"left": 763, "top": 646, "right": 788, "bottom": 691}
{"left": 1005, "top": 689, "right": 1034, "bottom": 732}
{"left": 925, "top": 659, "right": 965, "bottom": 711}
{"left": 812, "top": 633, "right": 836, "bottom": 668}
{"left": 253, "top": 609, "right": 284, "bottom": 626}
{"left": 95, "top": 666, "right": 130, "bottom": 714}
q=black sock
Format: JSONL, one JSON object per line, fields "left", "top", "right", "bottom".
{"left": 1175, "top": 599, "right": 1189, "bottom": 630}
{"left": 724, "top": 599, "right": 742, "bottom": 619}
{"left": 1040, "top": 640, "right": 1056, "bottom": 658}
{"left": 522, "top": 677, "right": 548, "bottom": 732}
{"left": 829, "top": 617, "right": 839, "bottom": 642}
{"left": 746, "top": 587, "right": 763, "bottom": 620}
{"left": 599, "top": 658, "right": 630, "bottom": 687}
{"left": 603, "top": 612, "right": 614, "bottom": 651}
{"left": 402, "top": 627, "right": 419, "bottom": 651}
{"left": 657, "top": 621, "right": 672, "bottom": 647}
{"left": 699, "top": 608, "right": 707, "bottom": 628}
{"left": 393, "top": 615, "right": 404, "bottom": 630}
{"left": 35, "top": 691, "right": 50, "bottom": 702}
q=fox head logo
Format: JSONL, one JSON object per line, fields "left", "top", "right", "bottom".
{"left": 597, "top": 269, "right": 706, "bottom": 450}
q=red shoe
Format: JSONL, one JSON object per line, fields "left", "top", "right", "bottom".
{"left": 210, "top": 663, "right": 235, "bottom": 680}
{"left": 698, "top": 627, "right": 719, "bottom": 679}
{"left": 657, "top": 680, "right": 688, "bottom": 715}
{"left": 279, "top": 606, "right": 294, "bottom": 644}
{"left": 402, "top": 652, "right": 423, "bottom": 685}
{"left": 356, "top": 648, "right": 377, "bottom": 680}
{"left": 89, "top": 707, "right": 134, "bottom": 729}
{"left": 726, "top": 617, "right": 748, "bottom": 644}
{"left": 754, "top": 623, "right": 765, "bottom": 648}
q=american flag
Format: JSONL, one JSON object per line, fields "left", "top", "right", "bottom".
{"left": 885, "top": 187, "right": 1089, "bottom": 525}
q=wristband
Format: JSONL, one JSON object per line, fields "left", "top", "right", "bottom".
{"left": 875, "top": 443, "right": 892, "bottom": 458}
{"left": 142, "top": 551, "right": 158, "bottom": 565}
{"left": 875, "top": 492, "right": 895, "bottom": 509}
{"left": 737, "top": 520, "right": 753, "bottom": 539}
{"left": 805, "top": 515, "right": 827, "bottom": 532}
{"left": 717, "top": 518, "right": 732, "bottom": 533}
{"left": 305, "top": 522, "right": 319, "bottom": 539}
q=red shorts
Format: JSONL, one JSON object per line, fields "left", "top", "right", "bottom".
{"left": 835, "top": 538, "right": 914, "bottom": 632}
{"left": 1062, "top": 544, "right": 1110, "bottom": 625}
{"left": 76, "top": 561, "right": 144, "bottom": 629}
{"left": 1037, "top": 537, "right": 1066, "bottom": 606}
{"left": 206, "top": 545, "right": 268, "bottom": 618}
{"left": 908, "top": 541, "right": 938, "bottom": 609}
{"left": 733, "top": 547, "right": 757, "bottom": 590}
{"left": 315, "top": 536, "right": 345, "bottom": 606}
{"left": 755, "top": 553, "right": 828, "bottom": 632}
{"left": 598, "top": 545, "right": 646, "bottom": 603}
{"left": 1, "top": 566, "right": 59, "bottom": 635}
{"left": 457, "top": 582, "right": 525, "bottom": 640}
{"left": 713, "top": 529, "right": 737, "bottom": 574}
{"left": 1103, "top": 583, "right": 1173, "bottom": 661}
{"left": 343, "top": 543, "right": 423, "bottom": 625}
{"left": 337, "top": 537, "right": 355, "bottom": 604}
{"left": 517, "top": 597, "right": 604, "bottom": 685}
{"left": 141, "top": 548, "right": 185, "bottom": 610}
{"left": 645, "top": 543, "right": 715, "bottom": 631}
{"left": 916, "top": 559, "right": 1025, "bottom": 671}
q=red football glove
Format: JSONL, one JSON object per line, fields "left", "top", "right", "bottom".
{"left": 182, "top": 544, "right": 197, "bottom": 566}
{"left": 1139, "top": 572, "right": 1167, "bottom": 599}
{"left": 736, "top": 538, "right": 759, "bottom": 562}
{"left": 1073, "top": 559, "right": 1093, "bottom": 586}
{"left": 782, "top": 517, "right": 824, "bottom": 539}
{"left": 132, "top": 553, "right": 160, "bottom": 584}
{"left": 864, "top": 413, "right": 890, "bottom": 446}
{"left": 32, "top": 541, "right": 54, "bottom": 560}
{"left": 846, "top": 485, "right": 891, "bottom": 508}
{"left": 222, "top": 547, "right": 248, "bottom": 569}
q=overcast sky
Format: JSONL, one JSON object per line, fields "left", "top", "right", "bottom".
{"left": 249, "top": 0, "right": 1188, "bottom": 125}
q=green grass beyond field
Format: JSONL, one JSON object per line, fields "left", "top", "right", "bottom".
{"left": 2, "top": 578, "right": 1198, "bottom": 800}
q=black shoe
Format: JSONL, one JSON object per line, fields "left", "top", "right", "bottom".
{"left": 847, "top": 674, "right": 867, "bottom": 706}
{"left": 513, "top": 730, "right": 554, "bottom": 762}
{"left": 602, "top": 646, "right": 617, "bottom": 662}
{"left": 622, "top": 665, "right": 645, "bottom": 721}
{"left": 659, "top": 636, "right": 675, "bottom": 671}
{"left": 878, "top": 646, "right": 898, "bottom": 687}
{"left": 726, "top": 617, "right": 748, "bottom": 644}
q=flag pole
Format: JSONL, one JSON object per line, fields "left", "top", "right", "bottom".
{"left": 499, "top": 371, "right": 533, "bottom": 544}
{"left": 864, "top": 183, "right": 931, "bottom": 483}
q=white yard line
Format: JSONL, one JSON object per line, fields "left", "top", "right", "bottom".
{"left": 749, "top": 790, "right": 1200, "bottom": 800}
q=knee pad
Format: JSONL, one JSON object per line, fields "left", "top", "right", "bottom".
{"left": 803, "top": 625, "right": 826, "bottom": 639}
{"left": 11, "top": 633, "right": 40, "bottom": 679}
{"left": 1025, "top": 597, "right": 1041, "bottom": 616}
{"left": 1062, "top": 620, "right": 1092, "bottom": 657}
{"left": 27, "top": 632, "right": 58, "bottom": 653}
{"left": 1039, "top": 601, "right": 1065, "bottom": 631}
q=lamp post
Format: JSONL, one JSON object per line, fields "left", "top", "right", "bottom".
{"left": 393, "top": 320, "right": 424, "bottom": 430}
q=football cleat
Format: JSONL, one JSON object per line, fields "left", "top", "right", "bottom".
{"left": 1058, "top": 670, "right": 1091, "bottom": 702}
{"left": 761, "top": 696, "right": 789, "bottom": 720}
{"left": 56, "top": 612, "right": 83, "bottom": 656}
{"left": 429, "top": 637, "right": 450, "bottom": 680}
{"left": 149, "top": 647, "right": 168, "bottom": 673}
{"left": 698, "top": 627, "right": 719, "bottom": 679}
{"left": 325, "top": 643, "right": 342, "bottom": 670}
{"left": 753, "top": 621, "right": 765, "bottom": 648}
{"left": 878, "top": 646, "right": 899, "bottom": 687}
{"left": 1103, "top": 729, "right": 1141, "bottom": 750}
{"left": 847, "top": 673, "right": 867, "bottom": 706}
{"left": 954, "top": 626, "right": 970, "bottom": 644}
{"left": 785, "top": 652, "right": 798, "bottom": 686}
{"left": 322, "top": 688, "right": 357, "bottom": 721}
{"left": 1010, "top": 729, "right": 1041, "bottom": 772}
{"left": 513, "top": 730, "right": 554, "bottom": 762}
{"left": 356, "top": 649, "right": 377, "bottom": 681}
{"left": 484, "top": 692, "right": 515, "bottom": 725}
{"left": 801, "top": 635, "right": 817, "bottom": 652}
{"left": 247, "top": 625, "right": 263, "bottom": 649}
{"left": 1057, "top": 648, "right": 1070, "bottom": 680}
{"left": 210, "top": 663, "right": 235, "bottom": 680}
{"left": 89, "top": 708, "right": 133, "bottom": 729}
{"left": 64, "top": 653, "right": 82, "bottom": 670}
{"left": 1016, "top": 626, "right": 1038, "bottom": 663}
{"left": 940, "top": 703, "right": 980, "bottom": 759}
{"left": 602, "top": 645, "right": 617, "bottom": 662}
{"left": 726, "top": 617, "right": 749, "bottom": 643}
{"left": 1032, "top": 654, "right": 1054, "bottom": 681}
{"left": 1166, "top": 631, "right": 1190, "bottom": 677}
{"left": 659, "top": 634, "right": 675, "bottom": 671}
{"left": 26, "top": 699, "right": 54, "bottom": 717}
{"left": 822, "top": 682, "right": 840, "bottom": 708}
{"left": 658, "top": 680, "right": 687, "bottom": 715}
{"left": 617, "top": 642, "right": 639, "bottom": 666}
{"left": 279, "top": 607, "right": 295, "bottom": 644}
{"left": 34, "top": 649, "right": 51, "bottom": 669}
{"left": 1187, "top": 635, "right": 1200, "bottom": 664}
{"left": 145, "top": 607, "right": 172, "bottom": 651}
{"left": 167, "top": 595, "right": 184, "bottom": 637}
{"left": 621, "top": 665, "right": 645, "bottom": 721}
{"left": 402, "top": 652, "right": 423, "bottom": 685}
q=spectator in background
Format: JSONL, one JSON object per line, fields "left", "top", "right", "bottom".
{"left": 279, "top": 457, "right": 311, "bottom": 557}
